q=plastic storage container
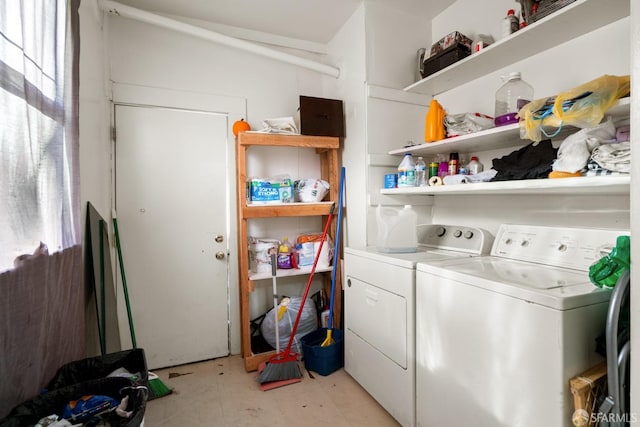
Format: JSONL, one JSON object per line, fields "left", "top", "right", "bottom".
{"left": 376, "top": 205, "right": 418, "bottom": 253}
{"left": 494, "top": 72, "right": 533, "bottom": 126}
{"left": 398, "top": 153, "right": 416, "bottom": 187}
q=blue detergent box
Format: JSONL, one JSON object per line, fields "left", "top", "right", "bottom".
{"left": 248, "top": 178, "right": 293, "bottom": 204}
{"left": 384, "top": 173, "right": 398, "bottom": 188}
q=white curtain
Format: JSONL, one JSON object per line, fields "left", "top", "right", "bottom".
{"left": 0, "top": 0, "right": 80, "bottom": 272}
{"left": 0, "top": 0, "right": 82, "bottom": 417}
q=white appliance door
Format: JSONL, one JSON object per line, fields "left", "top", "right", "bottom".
{"left": 415, "top": 268, "right": 606, "bottom": 427}
{"left": 115, "top": 104, "right": 229, "bottom": 369}
{"left": 346, "top": 277, "right": 407, "bottom": 368}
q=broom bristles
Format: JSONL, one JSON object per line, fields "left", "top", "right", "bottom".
{"left": 148, "top": 371, "right": 172, "bottom": 400}
{"left": 257, "top": 360, "right": 302, "bottom": 384}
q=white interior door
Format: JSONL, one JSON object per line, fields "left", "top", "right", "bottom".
{"left": 115, "top": 104, "right": 229, "bottom": 369}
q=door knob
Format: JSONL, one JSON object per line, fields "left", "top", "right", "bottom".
{"left": 215, "top": 235, "right": 224, "bottom": 243}
{"left": 215, "top": 251, "right": 225, "bottom": 260}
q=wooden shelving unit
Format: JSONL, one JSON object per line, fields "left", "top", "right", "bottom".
{"left": 236, "top": 131, "right": 341, "bottom": 371}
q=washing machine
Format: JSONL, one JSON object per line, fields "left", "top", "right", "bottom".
{"left": 344, "top": 224, "right": 493, "bottom": 427}
{"left": 415, "top": 224, "right": 629, "bottom": 427}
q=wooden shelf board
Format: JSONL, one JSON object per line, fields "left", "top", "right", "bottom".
{"left": 249, "top": 265, "right": 333, "bottom": 281}
{"left": 242, "top": 201, "right": 335, "bottom": 218}
{"left": 239, "top": 132, "right": 339, "bottom": 149}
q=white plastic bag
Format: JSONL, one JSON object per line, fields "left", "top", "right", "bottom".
{"left": 294, "top": 178, "right": 330, "bottom": 202}
{"left": 261, "top": 296, "right": 317, "bottom": 355}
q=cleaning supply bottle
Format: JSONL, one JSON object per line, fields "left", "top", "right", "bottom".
{"left": 376, "top": 205, "right": 418, "bottom": 253}
{"left": 494, "top": 72, "right": 533, "bottom": 127}
{"left": 467, "top": 156, "right": 484, "bottom": 175}
{"left": 277, "top": 237, "right": 294, "bottom": 269}
{"left": 424, "top": 99, "right": 445, "bottom": 142}
{"left": 501, "top": 9, "right": 519, "bottom": 39}
{"left": 415, "top": 157, "right": 427, "bottom": 187}
{"left": 398, "top": 153, "right": 416, "bottom": 187}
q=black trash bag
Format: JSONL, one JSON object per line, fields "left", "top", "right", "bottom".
{"left": 45, "top": 349, "right": 148, "bottom": 392}
{"left": 0, "top": 349, "right": 148, "bottom": 427}
{"left": 0, "top": 376, "right": 147, "bottom": 427}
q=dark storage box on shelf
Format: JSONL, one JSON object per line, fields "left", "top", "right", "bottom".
{"left": 422, "top": 44, "right": 471, "bottom": 78}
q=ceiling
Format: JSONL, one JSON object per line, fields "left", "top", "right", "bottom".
{"left": 111, "top": 0, "right": 454, "bottom": 44}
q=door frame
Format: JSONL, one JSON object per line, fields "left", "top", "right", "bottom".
{"left": 111, "top": 83, "right": 246, "bottom": 355}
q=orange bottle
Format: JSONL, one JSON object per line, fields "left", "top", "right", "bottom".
{"left": 424, "top": 99, "right": 445, "bottom": 142}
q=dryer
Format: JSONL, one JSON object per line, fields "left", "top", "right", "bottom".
{"left": 415, "top": 224, "right": 629, "bottom": 427}
{"left": 344, "top": 224, "right": 492, "bottom": 427}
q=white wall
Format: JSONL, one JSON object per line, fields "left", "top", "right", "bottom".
{"left": 326, "top": 4, "right": 368, "bottom": 249}
{"left": 364, "top": 2, "right": 431, "bottom": 88}
{"left": 78, "top": 0, "right": 112, "bottom": 357}
{"left": 428, "top": 2, "right": 630, "bottom": 236}
{"left": 102, "top": 11, "right": 355, "bottom": 350}
{"left": 361, "top": 0, "right": 630, "bottom": 246}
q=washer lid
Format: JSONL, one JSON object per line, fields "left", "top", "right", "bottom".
{"left": 417, "top": 257, "right": 611, "bottom": 310}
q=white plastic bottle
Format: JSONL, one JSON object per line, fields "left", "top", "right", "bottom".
{"left": 398, "top": 153, "right": 416, "bottom": 187}
{"left": 415, "top": 157, "right": 427, "bottom": 187}
{"left": 501, "top": 9, "right": 519, "bottom": 39}
{"left": 376, "top": 205, "right": 418, "bottom": 253}
{"left": 467, "top": 156, "right": 484, "bottom": 175}
{"left": 494, "top": 72, "right": 533, "bottom": 127}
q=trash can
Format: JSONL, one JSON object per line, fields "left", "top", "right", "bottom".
{"left": 0, "top": 349, "right": 148, "bottom": 427}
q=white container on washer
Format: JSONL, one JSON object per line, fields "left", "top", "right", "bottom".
{"left": 376, "top": 205, "right": 418, "bottom": 253}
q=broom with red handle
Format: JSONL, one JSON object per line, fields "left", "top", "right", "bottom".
{"left": 257, "top": 203, "right": 335, "bottom": 384}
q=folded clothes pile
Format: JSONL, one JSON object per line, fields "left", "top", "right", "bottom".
{"left": 589, "top": 142, "right": 630, "bottom": 174}
{"left": 491, "top": 139, "right": 558, "bottom": 181}
{"left": 551, "top": 117, "right": 630, "bottom": 177}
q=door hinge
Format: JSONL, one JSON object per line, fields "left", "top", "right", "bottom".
{"left": 111, "top": 126, "right": 116, "bottom": 142}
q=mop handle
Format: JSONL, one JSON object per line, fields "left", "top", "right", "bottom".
{"left": 328, "top": 167, "right": 345, "bottom": 330}
{"left": 283, "top": 203, "right": 335, "bottom": 353}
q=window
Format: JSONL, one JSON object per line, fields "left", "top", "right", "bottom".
{"left": 0, "top": 0, "right": 80, "bottom": 272}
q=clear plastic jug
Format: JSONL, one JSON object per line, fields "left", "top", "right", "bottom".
{"left": 494, "top": 72, "right": 533, "bottom": 126}
{"left": 376, "top": 205, "right": 418, "bottom": 253}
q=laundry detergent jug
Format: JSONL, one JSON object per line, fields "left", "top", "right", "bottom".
{"left": 376, "top": 205, "right": 418, "bottom": 253}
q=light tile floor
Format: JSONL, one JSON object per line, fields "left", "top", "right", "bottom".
{"left": 145, "top": 355, "right": 400, "bottom": 427}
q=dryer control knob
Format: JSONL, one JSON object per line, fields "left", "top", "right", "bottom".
{"left": 464, "top": 231, "right": 474, "bottom": 239}
{"left": 436, "top": 227, "right": 446, "bottom": 237}
{"left": 454, "top": 230, "right": 462, "bottom": 238}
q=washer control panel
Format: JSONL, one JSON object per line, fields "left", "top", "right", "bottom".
{"left": 417, "top": 224, "right": 493, "bottom": 255}
{"left": 491, "top": 224, "right": 628, "bottom": 271}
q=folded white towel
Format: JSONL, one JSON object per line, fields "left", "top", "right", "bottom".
{"left": 442, "top": 169, "right": 497, "bottom": 185}
{"left": 591, "top": 142, "right": 631, "bottom": 173}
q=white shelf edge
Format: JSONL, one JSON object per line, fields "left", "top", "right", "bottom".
{"left": 403, "top": 0, "right": 630, "bottom": 96}
{"left": 380, "top": 175, "right": 630, "bottom": 196}
{"left": 249, "top": 265, "right": 333, "bottom": 281}
{"left": 388, "top": 97, "right": 630, "bottom": 157}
